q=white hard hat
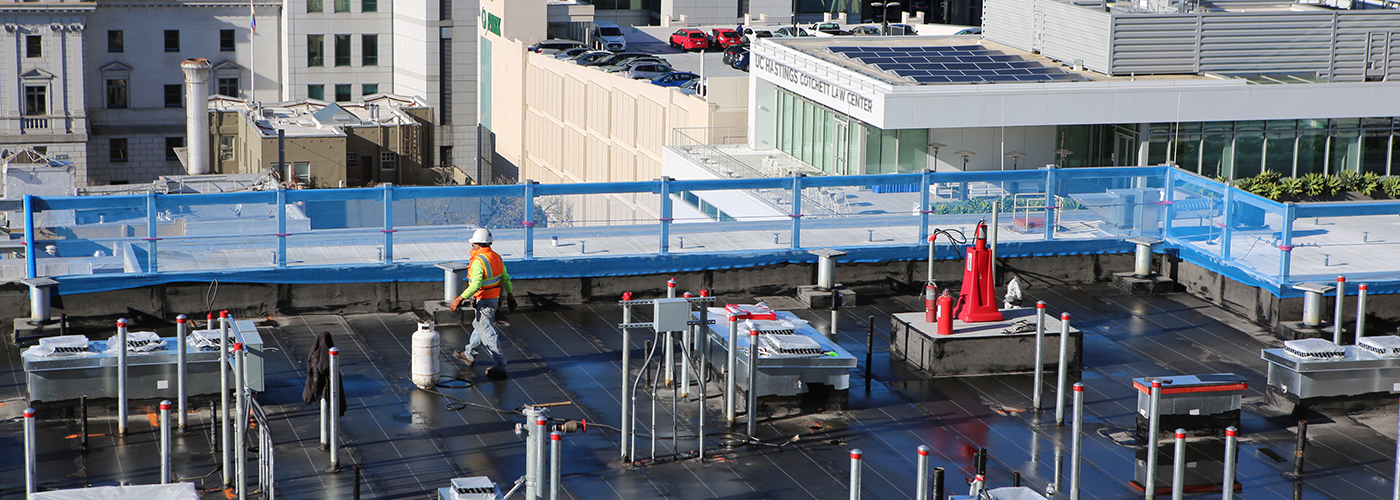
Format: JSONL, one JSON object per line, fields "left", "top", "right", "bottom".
{"left": 470, "top": 228, "right": 493, "bottom": 244}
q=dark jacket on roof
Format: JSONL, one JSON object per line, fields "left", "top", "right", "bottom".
{"left": 302, "top": 331, "right": 347, "bottom": 416}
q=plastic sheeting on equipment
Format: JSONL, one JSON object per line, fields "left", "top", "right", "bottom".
{"left": 31, "top": 483, "right": 199, "bottom": 500}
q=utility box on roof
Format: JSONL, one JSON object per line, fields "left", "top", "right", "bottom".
{"left": 1134, "top": 373, "right": 1246, "bottom": 438}
{"left": 653, "top": 298, "right": 691, "bottom": 332}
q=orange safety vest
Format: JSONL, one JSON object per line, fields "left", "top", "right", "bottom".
{"left": 470, "top": 247, "right": 507, "bottom": 299}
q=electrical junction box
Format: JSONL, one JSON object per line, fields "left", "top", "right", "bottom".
{"left": 653, "top": 298, "right": 691, "bottom": 332}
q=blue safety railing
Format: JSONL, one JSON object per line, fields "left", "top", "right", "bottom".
{"left": 15, "top": 166, "right": 1400, "bottom": 297}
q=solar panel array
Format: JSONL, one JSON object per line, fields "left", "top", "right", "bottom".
{"left": 828, "top": 45, "right": 1085, "bottom": 85}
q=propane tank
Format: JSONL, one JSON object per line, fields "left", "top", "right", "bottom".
{"left": 937, "top": 290, "right": 954, "bottom": 335}
{"left": 411, "top": 321, "right": 441, "bottom": 389}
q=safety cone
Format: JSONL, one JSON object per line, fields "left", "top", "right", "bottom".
{"left": 955, "top": 221, "right": 1003, "bottom": 323}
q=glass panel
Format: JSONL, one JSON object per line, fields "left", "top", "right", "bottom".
{"left": 1201, "top": 134, "right": 1230, "bottom": 178}
{"left": 820, "top": 111, "right": 835, "bottom": 173}
{"left": 1235, "top": 121, "right": 1266, "bottom": 133}
{"left": 1329, "top": 130, "right": 1361, "bottom": 174}
{"left": 1296, "top": 130, "right": 1327, "bottom": 176}
{"left": 880, "top": 129, "right": 898, "bottom": 174}
{"left": 1175, "top": 135, "right": 1201, "bottom": 174}
{"left": 1234, "top": 134, "right": 1264, "bottom": 179}
{"left": 1266, "top": 120, "right": 1297, "bottom": 131}
{"left": 897, "top": 129, "right": 927, "bottom": 173}
{"left": 1203, "top": 121, "right": 1233, "bottom": 133}
{"left": 1264, "top": 133, "right": 1295, "bottom": 176}
{"left": 1329, "top": 118, "right": 1360, "bottom": 129}
{"left": 864, "top": 125, "right": 882, "bottom": 174}
{"left": 1361, "top": 130, "right": 1390, "bottom": 175}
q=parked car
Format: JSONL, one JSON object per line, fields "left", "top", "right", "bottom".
{"left": 528, "top": 39, "right": 584, "bottom": 55}
{"left": 731, "top": 50, "right": 750, "bottom": 72}
{"left": 590, "top": 20, "right": 627, "bottom": 51}
{"left": 812, "top": 29, "right": 854, "bottom": 37}
{"left": 953, "top": 27, "right": 983, "bottom": 35}
{"left": 742, "top": 28, "right": 772, "bottom": 42}
{"left": 707, "top": 28, "right": 743, "bottom": 49}
{"left": 570, "top": 50, "right": 615, "bottom": 65}
{"left": 888, "top": 23, "right": 920, "bottom": 35}
{"left": 669, "top": 28, "right": 709, "bottom": 51}
{"left": 850, "top": 25, "right": 883, "bottom": 36}
{"left": 774, "top": 27, "right": 812, "bottom": 37}
{"left": 623, "top": 62, "right": 677, "bottom": 80}
{"left": 583, "top": 52, "right": 652, "bottom": 67}
{"left": 722, "top": 44, "right": 748, "bottom": 65}
{"left": 601, "top": 57, "right": 667, "bottom": 73}
{"left": 678, "top": 78, "right": 707, "bottom": 96}
{"left": 553, "top": 47, "right": 592, "bottom": 60}
{"left": 651, "top": 71, "right": 701, "bottom": 87}
{"left": 809, "top": 22, "right": 841, "bottom": 32}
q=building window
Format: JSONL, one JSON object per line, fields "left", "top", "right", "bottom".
{"left": 25, "top": 35, "right": 40, "bottom": 58}
{"left": 307, "top": 35, "right": 324, "bottom": 66}
{"left": 288, "top": 162, "right": 311, "bottom": 184}
{"left": 108, "top": 30, "right": 123, "bottom": 52}
{"left": 308, "top": 84, "right": 325, "bottom": 100}
{"left": 334, "top": 84, "right": 351, "bottom": 102}
{"left": 166, "top": 137, "right": 184, "bottom": 161}
{"left": 24, "top": 86, "right": 46, "bottom": 115}
{"left": 362, "top": 34, "right": 378, "bottom": 66}
{"left": 165, "top": 84, "right": 182, "bottom": 108}
{"left": 362, "top": 83, "right": 378, "bottom": 95}
{"left": 362, "top": 0, "right": 377, "bottom": 12}
{"left": 381, "top": 151, "right": 398, "bottom": 170}
{"left": 334, "top": 34, "right": 351, "bottom": 66}
{"left": 110, "top": 139, "right": 129, "bottom": 162}
{"left": 440, "top": 146, "right": 453, "bottom": 167}
{"left": 346, "top": 152, "right": 358, "bottom": 169}
{"left": 164, "top": 30, "right": 179, "bottom": 52}
{"left": 106, "top": 79, "right": 128, "bottom": 109}
{"left": 308, "top": 0, "right": 323, "bottom": 12}
{"left": 219, "top": 135, "right": 235, "bottom": 160}
{"left": 218, "top": 78, "right": 238, "bottom": 97}
{"left": 220, "top": 30, "right": 235, "bottom": 52}
{"left": 334, "top": 0, "right": 349, "bottom": 12}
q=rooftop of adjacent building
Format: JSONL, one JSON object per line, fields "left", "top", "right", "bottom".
{"left": 208, "top": 93, "right": 430, "bottom": 139}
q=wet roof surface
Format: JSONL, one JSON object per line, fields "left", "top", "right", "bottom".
{"left": 2, "top": 284, "right": 1398, "bottom": 499}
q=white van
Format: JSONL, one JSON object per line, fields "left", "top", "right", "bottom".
{"left": 590, "top": 20, "right": 627, "bottom": 52}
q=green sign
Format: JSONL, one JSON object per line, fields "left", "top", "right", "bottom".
{"left": 480, "top": 7, "right": 501, "bottom": 36}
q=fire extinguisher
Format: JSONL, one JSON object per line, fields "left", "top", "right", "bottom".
{"left": 925, "top": 283, "right": 938, "bottom": 323}
{"left": 937, "top": 290, "right": 954, "bottom": 335}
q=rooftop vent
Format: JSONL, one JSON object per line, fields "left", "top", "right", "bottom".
{"left": 1357, "top": 336, "right": 1400, "bottom": 357}
{"left": 1283, "top": 338, "right": 1345, "bottom": 359}
{"left": 758, "top": 334, "right": 826, "bottom": 357}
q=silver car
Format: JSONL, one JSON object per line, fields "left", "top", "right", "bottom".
{"left": 622, "top": 63, "right": 677, "bottom": 80}
{"left": 602, "top": 58, "right": 667, "bottom": 73}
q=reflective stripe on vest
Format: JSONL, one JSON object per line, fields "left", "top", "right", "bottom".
{"left": 476, "top": 253, "right": 502, "bottom": 289}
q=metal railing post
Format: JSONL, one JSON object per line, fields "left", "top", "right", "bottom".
{"left": 1145, "top": 380, "right": 1162, "bottom": 499}
{"left": 176, "top": 314, "right": 188, "bottom": 432}
{"left": 276, "top": 188, "right": 288, "bottom": 267}
{"left": 1220, "top": 186, "right": 1234, "bottom": 259}
{"left": 1335, "top": 276, "right": 1346, "bottom": 344}
{"left": 381, "top": 185, "right": 395, "bottom": 264}
{"left": 550, "top": 431, "right": 562, "bottom": 500}
{"left": 849, "top": 449, "right": 863, "bottom": 500}
{"left": 919, "top": 169, "right": 931, "bottom": 242}
{"left": 916, "top": 445, "right": 931, "bottom": 500}
{"left": 1223, "top": 426, "right": 1238, "bottom": 500}
{"left": 235, "top": 343, "right": 247, "bottom": 499}
{"left": 523, "top": 180, "right": 536, "bottom": 259}
{"left": 1033, "top": 301, "right": 1046, "bottom": 411}
{"left": 329, "top": 346, "right": 341, "bottom": 471}
{"left": 1161, "top": 166, "right": 1175, "bottom": 238}
{"left": 727, "top": 315, "right": 738, "bottom": 425}
{"left": 1056, "top": 312, "right": 1070, "bottom": 425}
{"left": 1171, "top": 429, "right": 1186, "bottom": 500}
{"left": 1071, "top": 383, "right": 1084, "bottom": 500}
{"left": 146, "top": 192, "right": 160, "bottom": 272}
{"left": 1358, "top": 284, "right": 1369, "bottom": 338}
{"left": 747, "top": 328, "right": 759, "bottom": 437}
{"left": 25, "top": 407, "right": 35, "bottom": 497}
{"left": 117, "top": 318, "right": 129, "bottom": 436}
{"left": 220, "top": 311, "right": 231, "bottom": 486}
{"left": 659, "top": 177, "right": 673, "bottom": 255}
{"left": 23, "top": 195, "right": 36, "bottom": 279}
{"left": 1280, "top": 202, "right": 1296, "bottom": 282}
{"left": 1044, "top": 167, "right": 1058, "bottom": 241}
{"left": 790, "top": 174, "right": 803, "bottom": 249}
{"left": 161, "top": 400, "right": 172, "bottom": 484}
{"left": 620, "top": 300, "right": 632, "bottom": 462}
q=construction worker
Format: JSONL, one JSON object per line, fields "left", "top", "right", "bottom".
{"left": 450, "top": 228, "right": 517, "bottom": 379}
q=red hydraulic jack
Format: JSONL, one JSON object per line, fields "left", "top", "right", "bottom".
{"left": 955, "top": 221, "right": 1004, "bottom": 323}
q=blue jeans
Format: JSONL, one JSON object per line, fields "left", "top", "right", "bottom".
{"left": 466, "top": 297, "right": 506, "bottom": 368}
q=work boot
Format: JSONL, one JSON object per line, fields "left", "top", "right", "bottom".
{"left": 453, "top": 349, "right": 474, "bottom": 366}
{"left": 485, "top": 367, "right": 508, "bottom": 380}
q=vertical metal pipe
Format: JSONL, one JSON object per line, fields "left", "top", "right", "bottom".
{"left": 621, "top": 301, "right": 632, "bottom": 461}
{"left": 791, "top": 174, "right": 803, "bottom": 249}
{"left": 1014, "top": 472, "right": 1021, "bottom": 487}
{"left": 698, "top": 296, "right": 709, "bottom": 461}
{"left": 550, "top": 431, "right": 562, "bottom": 500}
{"left": 747, "top": 328, "right": 759, "bottom": 437}
{"left": 523, "top": 180, "right": 536, "bottom": 259}
{"left": 666, "top": 279, "right": 676, "bottom": 385}
{"left": 659, "top": 177, "right": 672, "bottom": 255}
{"left": 1034, "top": 301, "right": 1046, "bottom": 411}
{"left": 681, "top": 292, "right": 692, "bottom": 398}
{"left": 80, "top": 395, "right": 88, "bottom": 452}
{"left": 648, "top": 338, "right": 657, "bottom": 461}
{"left": 329, "top": 347, "right": 341, "bottom": 471}
{"left": 219, "top": 311, "right": 231, "bottom": 486}
{"left": 1224, "top": 426, "right": 1238, "bottom": 500}
{"left": 536, "top": 416, "right": 548, "bottom": 500}
{"left": 23, "top": 195, "right": 36, "bottom": 279}
{"left": 161, "top": 400, "right": 172, "bottom": 484}
{"left": 1393, "top": 399, "right": 1400, "bottom": 500}
{"left": 1146, "top": 380, "right": 1162, "bottom": 500}
{"left": 235, "top": 344, "right": 247, "bottom": 498}
{"left": 831, "top": 289, "right": 841, "bottom": 341}
{"left": 1056, "top": 313, "right": 1071, "bottom": 425}
{"left": 865, "top": 315, "right": 874, "bottom": 393}
{"left": 727, "top": 315, "right": 738, "bottom": 425}
{"left": 24, "top": 407, "right": 35, "bottom": 497}
{"left": 320, "top": 397, "right": 328, "bottom": 450}
{"left": 1293, "top": 420, "right": 1307, "bottom": 477}
{"left": 927, "top": 234, "right": 936, "bottom": 285}
{"left": 1335, "top": 276, "right": 1346, "bottom": 344}
{"left": 916, "top": 445, "right": 931, "bottom": 500}
{"left": 990, "top": 200, "right": 999, "bottom": 286}
{"left": 849, "top": 449, "right": 863, "bottom": 500}
{"left": 1358, "top": 284, "right": 1369, "bottom": 339}
{"left": 932, "top": 467, "right": 945, "bottom": 500}
{"left": 1071, "top": 383, "right": 1084, "bottom": 500}
{"left": 117, "top": 318, "right": 129, "bottom": 436}
{"left": 524, "top": 412, "right": 539, "bottom": 500}
{"left": 1171, "top": 429, "right": 1186, "bottom": 500}
{"left": 176, "top": 314, "right": 188, "bottom": 432}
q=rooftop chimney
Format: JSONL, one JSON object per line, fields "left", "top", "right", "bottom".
{"left": 181, "top": 58, "right": 212, "bottom": 175}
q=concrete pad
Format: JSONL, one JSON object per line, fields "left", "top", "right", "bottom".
{"left": 424, "top": 300, "right": 470, "bottom": 326}
{"left": 1111, "top": 272, "right": 1176, "bottom": 295}
{"left": 889, "top": 308, "right": 1082, "bottom": 377}
{"left": 795, "top": 285, "right": 856, "bottom": 309}
{"left": 12, "top": 316, "right": 57, "bottom": 344}
{"left": 1275, "top": 321, "right": 1334, "bottom": 341}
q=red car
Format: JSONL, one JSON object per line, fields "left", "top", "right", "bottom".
{"left": 669, "top": 29, "right": 708, "bottom": 51}
{"left": 708, "top": 28, "right": 743, "bottom": 49}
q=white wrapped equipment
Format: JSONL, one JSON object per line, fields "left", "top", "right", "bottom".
{"left": 25, "top": 335, "right": 92, "bottom": 357}
{"left": 187, "top": 329, "right": 224, "bottom": 351}
{"left": 105, "top": 331, "right": 165, "bottom": 353}
{"left": 32, "top": 483, "right": 199, "bottom": 500}
{"left": 1283, "top": 338, "right": 1345, "bottom": 359}
{"left": 1358, "top": 336, "right": 1400, "bottom": 358}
